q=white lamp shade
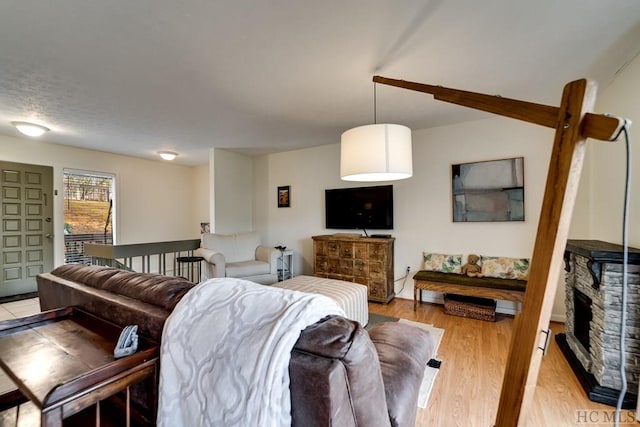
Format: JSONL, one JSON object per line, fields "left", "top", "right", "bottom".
{"left": 340, "top": 124, "right": 412, "bottom": 181}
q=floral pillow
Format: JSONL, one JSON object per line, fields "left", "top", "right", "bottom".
{"left": 423, "top": 252, "right": 463, "bottom": 274}
{"left": 481, "top": 256, "right": 530, "bottom": 280}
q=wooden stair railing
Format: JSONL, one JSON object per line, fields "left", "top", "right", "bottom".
{"left": 84, "top": 239, "right": 201, "bottom": 276}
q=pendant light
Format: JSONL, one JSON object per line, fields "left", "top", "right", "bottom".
{"left": 340, "top": 82, "right": 412, "bottom": 181}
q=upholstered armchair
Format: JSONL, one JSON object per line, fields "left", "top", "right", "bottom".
{"left": 194, "top": 232, "right": 280, "bottom": 284}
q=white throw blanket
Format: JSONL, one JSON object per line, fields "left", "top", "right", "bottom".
{"left": 157, "top": 278, "right": 344, "bottom": 427}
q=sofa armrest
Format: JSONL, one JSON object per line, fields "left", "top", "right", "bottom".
{"left": 290, "top": 316, "right": 391, "bottom": 427}
{"left": 256, "top": 246, "right": 279, "bottom": 274}
{"left": 194, "top": 248, "right": 226, "bottom": 278}
{"left": 368, "top": 322, "right": 434, "bottom": 427}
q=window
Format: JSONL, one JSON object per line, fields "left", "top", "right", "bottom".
{"left": 63, "top": 170, "right": 115, "bottom": 264}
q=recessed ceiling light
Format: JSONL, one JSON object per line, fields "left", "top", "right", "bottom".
{"left": 11, "top": 121, "right": 50, "bottom": 137}
{"left": 158, "top": 151, "right": 178, "bottom": 161}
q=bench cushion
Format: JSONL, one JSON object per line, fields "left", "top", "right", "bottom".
{"left": 412, "top": 270, "right": 526, "bottom": 292}
{"left": 481, "top": 255, "right": 530, "bottom": 280}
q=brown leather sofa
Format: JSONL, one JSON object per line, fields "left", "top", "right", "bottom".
{"left": 37, "top": 264, "right": 435, "bottom": 427}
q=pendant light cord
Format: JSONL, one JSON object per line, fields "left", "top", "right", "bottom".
{"left": 615, "top": 120, "right": 632, "bottom": 427}
{"left": 374, "top": 82, "right": 377, "bottom": 124}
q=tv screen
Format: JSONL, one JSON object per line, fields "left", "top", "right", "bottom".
{"left": 325, "top": 185, "right": 393, "bottom": 230}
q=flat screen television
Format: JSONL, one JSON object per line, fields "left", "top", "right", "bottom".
{"left": 325, "top": 185, "right": 393, "bottom": 230}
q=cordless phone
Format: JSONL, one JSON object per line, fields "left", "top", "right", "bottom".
{"left": 114, "top": 325, "right": 139, "bottom": 359}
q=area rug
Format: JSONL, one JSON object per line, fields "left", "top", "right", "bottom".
{"left": 398, "top": 319, "right": 444, "bottom": 408}
{"left": 367, "top": 312, "right": 399, "bottom": 328}
{"left": 366, "top": 314, "right": 444, "bottom": 409}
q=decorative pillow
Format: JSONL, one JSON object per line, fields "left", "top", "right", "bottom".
{"left": 481, "top": 256, "right": 530, "bottom": 280}
{"left": 422, "top": 252, "right": 463, "bottom": 274}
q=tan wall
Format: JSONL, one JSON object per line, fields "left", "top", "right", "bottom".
{"left": 0, "top": 135, "right": 200, "bottom": 266}
{"left": 252, "top": 61, "right": 639, "bottom": 321}
{"left": 254, "top": 116, "right": 554, "bottom": 316}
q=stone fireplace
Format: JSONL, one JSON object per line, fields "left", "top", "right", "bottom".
{"left": 556, "top": 240, "right": 640, "bottom": 408}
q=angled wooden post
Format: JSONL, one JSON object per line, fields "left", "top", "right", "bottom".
{"left": 494, "top": 79, "right": 596, "bottom": 426}
{"left": 372, "top": 75, "right": 626, "bottom": 426}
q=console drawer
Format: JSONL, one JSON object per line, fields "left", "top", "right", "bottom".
{"left": 354, "top": 243, "right": 368, "bottom": 259}
{"left": 326, "top": 241, "right": 340, "bottom": 258}
{"left": 340, "top": 259, "right": 354, "bottom": 275}
{"left": 339, "top": 242, "right": 354, "bottom": 258}
{"left": 369, "top": 243, "right": 386, "bottom": 261}
{"left": 369, "top": 261, "right": 384, "bottom": 280}
{"left": 353, "top": 259, "right": 368, "bottom": 277}
{"left": 315, "top": 256, "right": 328, "bottom": 274}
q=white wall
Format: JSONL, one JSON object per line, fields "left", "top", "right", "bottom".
{"left": 254, "top": 117, "right": 557, "bottom": 315}
{"left": 251, "top": 63, "right": 639, "bottom": 320}
{"left": 0, "top": 135, "right": 199, "bottom": 266}
{"left": 551, "top": 55, "right": 640, "bottom": 320}
{"left": 254, "top": 144, "right": 341, "bottom": 273}
{"left": 192, "top": 163, "right": 210, "bottom": 233}
{"left": 212, "top": 149, "right": 254, "bottom": 234}
{"left": 585, "top": 54, "right": 639, "bottom": 247}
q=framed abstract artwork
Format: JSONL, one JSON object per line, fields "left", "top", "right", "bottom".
{"left": 452, "top": 157, "right": 524, "bottom": 222}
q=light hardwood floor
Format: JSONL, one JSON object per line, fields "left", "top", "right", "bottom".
{"left": 370, "top": 298, "right": 636, "bottom": 427}
{"left": 0, "top": 297, "right": 634, "bottom": 426}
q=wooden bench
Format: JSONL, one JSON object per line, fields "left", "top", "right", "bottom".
{"left": 413, "top": 270, "right": 527, "bottom": 311}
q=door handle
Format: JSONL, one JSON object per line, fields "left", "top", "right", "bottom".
{"left": 45, "top": 234, "right": 54, "bottom": 239}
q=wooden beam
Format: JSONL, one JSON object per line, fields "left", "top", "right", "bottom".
{"left": 494, "top": 78, "right": 597, "bottom": 426}
{"left": 582, "top": 113, "right": 626, "bottom": 141}
{"left": 373, "top": 75, "right": 558, "bottom": 129}
{"left": 372, "top": 76, "right": 624, "bottom": 141}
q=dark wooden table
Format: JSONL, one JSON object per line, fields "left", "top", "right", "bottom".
{"left": 176, "top": 255, "right": 204, "bottom": 282}
{"left": 0, "top": 307, "right": 158, "bottom": 426}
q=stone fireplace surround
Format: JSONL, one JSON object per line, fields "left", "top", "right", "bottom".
{"left": 556, "top": 240, "right": 640, "bottom": 408}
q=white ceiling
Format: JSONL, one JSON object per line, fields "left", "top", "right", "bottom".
{"left": 1, "top": 1, "right": 639, "bottom": 165}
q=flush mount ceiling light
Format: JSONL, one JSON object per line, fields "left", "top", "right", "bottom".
{"left": 11, "top": 121, "right": 50, "bottom": 137}
{"left": 158, "top": 151, "right": 178, "bottom": 161}
{"left": 340, "top": 82, "right": 412, "bottom": 182}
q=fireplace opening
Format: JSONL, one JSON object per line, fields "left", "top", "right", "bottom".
{"left": 574, "top": 289, "right": 592, "bottom": 352}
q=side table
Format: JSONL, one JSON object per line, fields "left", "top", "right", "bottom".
{"left": 0, "top": 307, "right": 158, "bottom": 426}
{"left": 176, "top": 255, "right": 204, "bottom": 283}
{"left": 278, "top": 250, "right": 294, "bottom": 281}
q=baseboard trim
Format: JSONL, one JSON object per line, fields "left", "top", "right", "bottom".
{"left": 0, "top": 292, "right": 38, "bottom": 304}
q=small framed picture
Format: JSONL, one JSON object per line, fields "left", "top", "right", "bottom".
{"left": 278, "top": 186, "right": 290, "bottom": 208}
